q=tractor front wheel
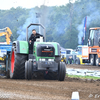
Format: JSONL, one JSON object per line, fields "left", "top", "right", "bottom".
{"left": 25, "top": 60, "right": 32, "bottom": 80}
{"left": 58, "top": 62, "right": 66, "bottom": 81}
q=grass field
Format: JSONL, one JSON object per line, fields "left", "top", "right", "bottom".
{"left": 67, "top": 74, "right": 100, "bottom": 80}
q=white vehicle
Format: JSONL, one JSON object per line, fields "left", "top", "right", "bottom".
{"left": 66, "top": 49, "right": 73, "bottom": 54}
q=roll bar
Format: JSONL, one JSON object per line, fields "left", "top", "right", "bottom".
{"left": 26, "top": 23, "right": 46, "bottom": 42}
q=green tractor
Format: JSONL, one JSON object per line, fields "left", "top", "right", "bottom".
{"left": 9, "top": 23, "right": 66, "bottom": 81}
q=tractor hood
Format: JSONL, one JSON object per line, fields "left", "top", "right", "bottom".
{"left": 34, "top": 42, "right": 61, "bottom": 56}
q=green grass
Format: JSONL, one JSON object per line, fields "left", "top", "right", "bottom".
{"left": 67, "top": 74, "right": 100, "bottom": 80}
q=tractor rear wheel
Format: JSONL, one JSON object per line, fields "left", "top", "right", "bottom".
{"left": 25, "top": 61, "right": 28, "bottom": 79}
{"left": 90, "top": 55, "right": 95, "bottom": 66}
{"left": 10, "top": 48, "right": 28, "bottom": 79}
{"left": 58, "top": 62, "right": 66, "bottom": 81}
{"left": 95, "top": 55, "right": 100, "bottom": 66}
{"left": 25, "top": 60, "right": 32, "bottom": 80}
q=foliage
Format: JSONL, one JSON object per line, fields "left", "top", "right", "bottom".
{"left": 0, "top": 0, "right": 100, "bottom": 48}
{"left": 0, "top": 7, "right": 29, "bottom": 42}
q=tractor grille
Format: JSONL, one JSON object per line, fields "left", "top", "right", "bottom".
{"left": 91, "top": 48, "right": 97, "bottom": 52}
{"left": 37, "top": 44, "right": 55, "bottom": 57}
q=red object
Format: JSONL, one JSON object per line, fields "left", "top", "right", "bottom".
{"left": 11, "top": 51, "right": 15, "bottom": 73}
{"left": 42, "top": 51, "right": 53, "bottom": 53}
{"left": 46, "top": 71, "right": 48, "bottom": 74}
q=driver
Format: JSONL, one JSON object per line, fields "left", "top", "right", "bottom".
{"left": 29, "top": 29, "right": 43, "bottom": 54}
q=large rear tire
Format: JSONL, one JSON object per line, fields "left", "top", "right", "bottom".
{"left": 25, "top": 61, "right": 28, "bottom": 79}
{"left": 58, "top": 62, "right": 66, "bottom": 81}
{"left": 10, "top": 48, "right": 28, "bottom": 79}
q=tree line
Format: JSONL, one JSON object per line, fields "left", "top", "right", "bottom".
{"left": 0, "top": 0, "right": 100, "bottom": 49}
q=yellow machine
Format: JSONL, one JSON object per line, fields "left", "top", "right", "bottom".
{"left": 0, "top": 55, "right": 6, "bottom": 61}
{"left": 0, "top": 27, "right": 12, "bottom": 44}
{"left": 76, "top": 55, "right": 84, "bottom": 65}
{"left": 61, "top": 57, "right": 66, "bottom": 63}
{"left": 61, "top": 55, "right": 66, "bottom": 64}
{"left": 75, "top": 45, "right": 85, "bottom": 65}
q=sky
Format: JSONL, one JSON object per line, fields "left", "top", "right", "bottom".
{"left": 0, "top": 0, "right": 75, "bottom": 10}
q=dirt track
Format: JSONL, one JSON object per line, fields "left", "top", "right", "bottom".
{"left": 67, "top": 64, "right": 100, "bottom": 71}
{"left": 0, "top": 64, "right": 100, "bottom": 100}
